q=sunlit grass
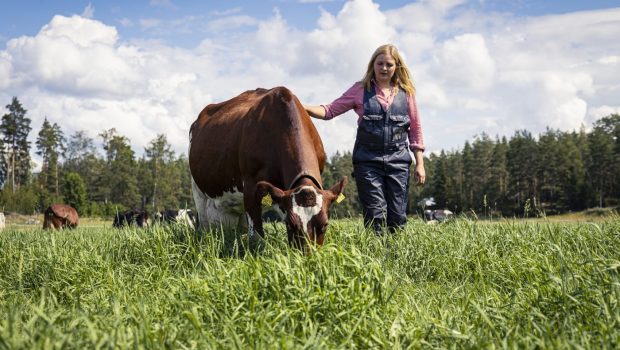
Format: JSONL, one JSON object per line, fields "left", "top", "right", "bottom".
{"left": 1, "top": 217, "right": 619, "bottom": 349}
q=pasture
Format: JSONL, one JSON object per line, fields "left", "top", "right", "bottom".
{"left": 0, "top": 215, "right": 619, "bottom": 349}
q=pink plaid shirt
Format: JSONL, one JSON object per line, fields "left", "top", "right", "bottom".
{"left": 321, "top": 81, "right": 425, "bottom": 152}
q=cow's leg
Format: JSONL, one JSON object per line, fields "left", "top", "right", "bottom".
{"left": 243, "top": 183, "right": 264, "bottom": 238}
{"left": 192, "top": 178, "right": 213, "bottom": 230}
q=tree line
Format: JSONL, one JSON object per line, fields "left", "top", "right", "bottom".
{"left": 0, "top": 97, "right": 192, "bottom": 216}
{"left": 1, "top": 97, "right": 618, "bottom": 218}
{"left": 316, "top": 114, "right": 620, "bottom": 218}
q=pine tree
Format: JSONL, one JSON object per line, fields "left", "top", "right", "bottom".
{"left": 35, "top": 117, "right": 65, "bottom": 198}
{"left": 461, "top": 141, "right": 474, "bottom": 210}
{"left": 144, "top": 134, "right": 176, "bottom": 211}
{"left": 507, "top": 130, "right": 538, "bottom": 214}
{"left": 62, "top": 172, "right": 88, "bottom": 214}
{"left": 322, "top": 151, "right": 359, "bottom": 218}
{"left": 0, "top": 97, "right": 32, "bottom": 192}
{"left": 557, "top": 131, "right": 586, "bottom": 210}
{"left": 99, "top": 128, "right": 139, "bottom": 208}
{"left": 488, "top": 136, "right": 509, "bottom": 216}
{"left": 588, "top": 116, "right": 617, "bottom": 207}
{"left": 470, "top": 133, "right": 495, "bottom": 214}
{"left": 63, "top": 130, "right": 103, "bottom": 204}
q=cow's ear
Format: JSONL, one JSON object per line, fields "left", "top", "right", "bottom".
{"left": 256, "top": 181, "right": 286, "bottom": 204}
{"left": 327, "top": 176, "right": 348, "bottom": 198}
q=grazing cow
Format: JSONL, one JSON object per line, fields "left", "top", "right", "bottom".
{"left": 156, "top": 209, "right": 196, "bottom": 228}
{"left": 113, "top": 209, "right": 149, "bottom": 228}
{"left": 189, "top": 86, "right": 347, "bottom": 249}
{"left": 424, "top": 209, "right": 454, "bottom": 223}
{"left": 43, "top": 204, "right": 79, "bottom": 229}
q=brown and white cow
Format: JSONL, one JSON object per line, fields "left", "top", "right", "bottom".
{"left": 189, "top": 86, "right": 347, "bottom": 249}
{"left": 43, "top": 204, "right": 79, "bottom": 229}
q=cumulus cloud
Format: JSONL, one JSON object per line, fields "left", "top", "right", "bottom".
{"left": 433, "top": 33, "right": 496, "bottom": 91}
{"left": 0, "top": 52, "right": 10, "bottom": 89}
{"left": 6, "top": 16, "right": 137, "bottom": 97}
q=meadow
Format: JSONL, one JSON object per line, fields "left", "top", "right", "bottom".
{"left": 0, "top": 214, "right": 618, "bottom": 349}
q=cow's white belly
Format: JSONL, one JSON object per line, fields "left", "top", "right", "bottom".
{"left": 191, "top": 178, "right": 246, "bottom": 230}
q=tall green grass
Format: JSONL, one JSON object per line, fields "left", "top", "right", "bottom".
{"left": 1, "top": 217, "right": 619, "bottom": 349}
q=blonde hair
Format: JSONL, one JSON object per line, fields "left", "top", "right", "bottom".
{"left": 361, "top": 44, "right": 416, "bottom": 96}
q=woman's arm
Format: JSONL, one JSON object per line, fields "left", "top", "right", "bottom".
{"left": 304, "top": 105, "right": 326, "bottom": 119}
{"left": 304, "top": 82, "right": 364, "bottom": 121}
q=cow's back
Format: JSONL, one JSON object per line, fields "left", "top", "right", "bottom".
{"left": 49, "top": 204, "right": 79, "bottom": 227}
{"left": 189, "top": 87, "right": 326, "bottom": 197}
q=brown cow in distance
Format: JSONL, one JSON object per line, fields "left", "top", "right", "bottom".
{"left": 189, "top": 86, "right": 347, "bottom": 249}
{"left": 43, "top": 204, "right": 79, "bottom": 229}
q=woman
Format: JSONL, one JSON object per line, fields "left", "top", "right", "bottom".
{"left": 304, "top": 44, "right": 426, "bottom": 233}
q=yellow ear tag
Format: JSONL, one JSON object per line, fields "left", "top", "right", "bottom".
{"left": 261, "top": 194, "right": 272, "bottom": 207}
{"left": 336, "top": 193, "right": 346, "bottom": 204}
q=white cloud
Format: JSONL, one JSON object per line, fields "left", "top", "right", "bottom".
{"left": 118, "top": 18, "right": 133, "bottom": 27}
{"left": 82, "top": 3, "right": 95, "bottom": 18}
{"left": 209, "top": 7, "right": 242, "bottom": 17}
{"left": 139, "top": 18, "right": 161, "bottom": 30}
{"left": 6, "top": 16, "right": 137, "bottom": 97}
{"left": 207, "top": 15, "right": 258, "bottom": 32}
{"left": 0, "top": 52, "right": 11, "bottom": 89}
{"left": 598, "top": 56, "right": 620, "bottom": 65}
{"left": 298, "top": 0, "right": 337, "bottom": 3}
{"left": 433, "top": 33, "right": 496, "bottom": 91}
{"left": 587, "top": 105, "right": 620, "bottom": 126}
{"left": 386, "top": 0, "right": 466, "bottom": 33}
{"left": 150, "top": 0, "right": 175, "bottom": 9}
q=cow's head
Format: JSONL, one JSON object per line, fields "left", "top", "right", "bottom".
{"left": 256, "top": 176, "right": 348, "bottom": 250}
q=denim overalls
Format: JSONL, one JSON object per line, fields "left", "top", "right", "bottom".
{"left": 352, "top": 87, "right": 412, "bottom": 233}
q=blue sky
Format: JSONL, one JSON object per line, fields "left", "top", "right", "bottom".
{"left": 1, "top": 0, "right": 619, "bottom": 164}
{"left": 3, "top": 1, "right": 619, "bottom": 45}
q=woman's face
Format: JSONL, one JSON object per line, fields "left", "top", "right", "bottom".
{"left": 373, "top": 53, "right": 396, "bottom": 85}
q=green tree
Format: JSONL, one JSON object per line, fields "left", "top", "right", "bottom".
{"left": 470, "top": 133, "right": 495, "bottom": 214}
{"left": 557, "top": 131, "right": 586, "bottom": 211}
{"left": 487, "top": 136, "right": 509, "bottom": 216}
{"left": 323, "top": 151, "right": 359, "bottom": 218}
{"left": 537, "top": 128, "right": 562, "bottom": 213}
{"left": 461, "top": 141, "right": 474, "bottom": 210}
{"left": 35, "top": 117, "right": 65, "bottom": 198}
{"left": 99, "top": 128, "right": 139, "bottom": 207}
{"left": 0, "top": 97, "right": 32, "bottom": 192}
{"left": 588, "top": 119, "right": 615, "bottom": 207}
{"left": 507, "top": 130, "right": 538, "bottom": 215}
{"left": 62, "top": 172, "right": 88, "bottom": 214}
{"left": 174, "top": 154, "right": 194, "bottom": 210}
{"left": 63, "top": 131, "right": 105, "bottom": 204}
{"left": 144, "top": 134, "right": 176, "bottom": 211}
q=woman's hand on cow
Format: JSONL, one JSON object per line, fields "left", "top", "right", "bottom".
{"left": 304, "top": 105, "right": 326, "bottom": 119}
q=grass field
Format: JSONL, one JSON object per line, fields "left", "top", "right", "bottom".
{"left": 0, "top": 215, "right": 619, "bottom": 349}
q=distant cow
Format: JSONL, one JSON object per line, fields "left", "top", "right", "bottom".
{"left": 113, "top": 209, "right": 149, "bottom": 228}
{"left": 43, "top": 204, "right": 79, "bottom": 229}
{"left": 424, "top": 209, "right": 454, "bottom": 222}
{"left": 189, "top": 86, "right": 347, "bottom": 249}
{"left": 156, "top": 209, "right": 196, "bottom": 228}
